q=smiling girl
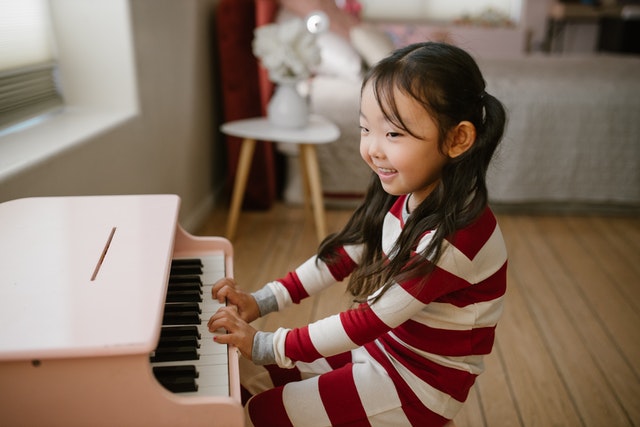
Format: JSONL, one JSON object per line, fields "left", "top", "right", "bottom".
{"left": 209, "top": 42, "right": 508, "bottom": 426}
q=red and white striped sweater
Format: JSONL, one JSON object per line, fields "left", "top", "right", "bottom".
{"left": 253, "top": 195, "right": 507, "bottom": 418}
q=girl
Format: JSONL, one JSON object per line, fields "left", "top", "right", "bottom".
{"left": 209, "top": 42, "right": 508, "bottom": 427}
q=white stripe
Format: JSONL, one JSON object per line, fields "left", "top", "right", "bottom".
{"left": 282, "top": 375, "right": 332, "bottom": 427}
{"left": 343, "top": 243, "right": 364, "bottom": 264}
{"left": 370, "top": 284, "right": 426, "bottom": 328}
{"left": 295, "top": 356, "right": 333, "bottom": 379}
{"left": 272, "top": 327, "right": 295, "bottom": 369}
{"left": 368, "top": 408, "right": 412, "bottom": 427}
{"left": 372, "top": 341, "right": 464, "bottom": 419}
{"left": 295, "top": 256, "right": 336, "bottom": 295}
{"left": 308, "top": 314, "right": 357, "bottom": 356}
{"left": 266, "top": 281, "right": 293, "bottom": 310}
{"left": 428, "top": 225, "right": 507, "bottom": 284}
{"left": 411, "top": 296, "right": 506, "bottom": 331}
{"left": 350, "top": 348, "right": 411, "bottom": 425}
{"left": 382, "top": 212, "right": 402, "bottom": 257}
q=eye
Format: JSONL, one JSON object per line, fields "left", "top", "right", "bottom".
{"left": 359, "top": 125, "right": 369, "bottom": 135}
{"left": 386, "top": 131, "right": 402, "bottom": 139}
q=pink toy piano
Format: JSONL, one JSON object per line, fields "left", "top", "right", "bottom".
{"left": 0, "top": 195, "right": 243, "bottom": 426}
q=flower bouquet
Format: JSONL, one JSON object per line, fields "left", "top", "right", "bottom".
{"left": 252, "top": 18, "right": 321, "bottom": 83}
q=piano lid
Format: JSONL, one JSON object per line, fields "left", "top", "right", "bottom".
{"left": 0, "top": 195, "right": 181, "bottom": 361}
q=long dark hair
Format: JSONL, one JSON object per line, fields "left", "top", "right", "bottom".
{"left": 318, "top": 42, "right": 506, "bottom": 302}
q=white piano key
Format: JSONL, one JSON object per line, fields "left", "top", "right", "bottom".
{"left": 152, "top": 254, "right": 232, "bottom": 398}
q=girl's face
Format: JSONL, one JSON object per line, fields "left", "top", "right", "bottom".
{"left": 359, "top": 82, "right": 449, "bottom": 210}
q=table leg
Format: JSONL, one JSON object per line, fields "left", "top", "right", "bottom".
{"left": 226, "top": 138, "right": 256, "bottom": 240}
{"left": 298, "top": 148, "right": 312, "bottom": 218}
{"left": 299, "top": 144, "right": 327, "bottom": 242}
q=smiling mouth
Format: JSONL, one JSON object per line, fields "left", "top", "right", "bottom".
{"left": 376, "top": 167, "right": 397, "bottom": 175}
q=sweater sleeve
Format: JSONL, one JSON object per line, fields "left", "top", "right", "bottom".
{"left": 270, "top": 280, "right": 428, "bottom": 367}
{"left": 256, "top": 245, "right": 362, "bottom": 312}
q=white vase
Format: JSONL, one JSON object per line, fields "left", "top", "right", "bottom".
{"left": 267, "top": 80, "right": 309, "bottom": 129}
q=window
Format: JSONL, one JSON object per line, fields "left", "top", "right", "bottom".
{"left": 360, "top": 0, "right": 522, "bottom": 24}
{"left": 0, "top": 0, "right": 138, "bottom": 182}
{"left": 0, "top": 0, "right": 63, "bottom": 129}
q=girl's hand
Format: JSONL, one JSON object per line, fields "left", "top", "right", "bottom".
{"left": 208, "top": 306, "right": 256, "bottom": 360}
{"left": 211, "top": 278, "right": 261, "bottom": 323}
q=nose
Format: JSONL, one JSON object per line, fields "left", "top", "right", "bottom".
{"left": 365, "top": 135, "right": 384, "bottom": 159}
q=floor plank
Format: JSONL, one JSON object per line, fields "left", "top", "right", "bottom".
{"left": 196, "top": 203, "right": 640, "bottom": 427}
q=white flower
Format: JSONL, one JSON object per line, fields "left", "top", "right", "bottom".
{"left": 253, "top": 18, "right": 321, "bottom": 82}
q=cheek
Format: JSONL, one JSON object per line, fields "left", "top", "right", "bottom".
{"left": 359, "top": 139, "right": 369, "bottom": 162}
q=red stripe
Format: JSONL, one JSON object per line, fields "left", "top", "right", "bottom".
{"left": 364, "top": 342, "right": 451, "bottom": 426}
{"left": 446, "top": 207, "right": 497, "bottom": 259}
{"left": 394, "top": 320, "right": 497, "bottom": 356}
{"left": 248, "top": 386, "right": 294, "bottom": 427}
{"left": 437, "top": 262, "right": 507, "bottom": 306}
{"left": 318, "top": 363, "right": 371, "bottom": 426}
{"left": 265, "top": 364, "right": 302, "bottom": 387}
{"left": 340, "top": 303, "right": 390, "bottom": 345}
{"left": 326, "top": 246, "right": 358, "bottom": 281}
{"left": 278, "top": 271, "right": 309, "bottom": 304}
{"left": 377, "top": 335, "right": 477, "bottom": 402}
{"left": 326, "top": 351, "right": 353, "bottom": 370}
{"left": 285, "top": 326, "right": 323, "bottom": 362}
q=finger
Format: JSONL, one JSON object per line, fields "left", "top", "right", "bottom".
{"left": 211, "top": 277, "right": 236, "bottom": 299}
{"left": 212, "top": 332, "right": 232, "bottom": 346}
{"left": 207, "top": 306, "right": 240, "bottom": 332}
{"left": 215, "top": 285, "right": 236, "bottom": 304}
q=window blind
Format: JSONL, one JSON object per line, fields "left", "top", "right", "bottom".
{"left": 0, "top": 0, "right": 63, "bottom": 129}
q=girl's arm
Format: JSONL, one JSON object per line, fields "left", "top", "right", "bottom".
{"left": 253, "top": 278, "right": 428, "bottom": 367}
{"left": 251, "top": 244, "right": 363, "bottom": 316}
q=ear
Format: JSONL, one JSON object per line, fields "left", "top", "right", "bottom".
{"left": 447, "top": 121, "right": 476, "bottom": 158}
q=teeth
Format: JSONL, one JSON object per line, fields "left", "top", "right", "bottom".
{"left": 378, "top": 167, "right": 396, "bottom": 173}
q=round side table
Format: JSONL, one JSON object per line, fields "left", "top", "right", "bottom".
{"left": 220, "top": 115, "right": 340, "bottom": 242}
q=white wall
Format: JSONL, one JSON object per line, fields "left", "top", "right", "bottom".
{"left": 0, "top": 0, "right": 224, "bottom": 232}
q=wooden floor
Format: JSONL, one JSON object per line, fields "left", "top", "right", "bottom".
{"left": 198, "top": 202, "right": 640, "bottom": 427}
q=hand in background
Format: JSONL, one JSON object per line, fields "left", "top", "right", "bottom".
{"left": 211, "top": 278, "right": 261, "bottom": 323}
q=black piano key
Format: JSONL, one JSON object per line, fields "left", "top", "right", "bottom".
{"left": 170, "top": 265, "right": 202, "bottom": 276}
{"left": 163, "top": 302, "right": 201, "bottom": 314}
{"left": 169, "top": 274, "right": 202, "bottom": 284}
{"left": 160, "top": 325, "right": 201, "bottom": 340}
{"left": 150, "top": 346, "right": 199, "bottom": 363}
{"left": 153, "top": 365, "right": 199, "bottom": 379}
{"left": 167, "top": 282, "right": 202, "bottom": 294}
{"left": 165, "top": 289, "right": 202, "bottom": 303}
{"left": 157, "top": 334, "right": 200, "bottom": 349}
{"left": 171, "top": 258, "right": 203, "bottom": 268}
{"left": 154, "top": 372, "right": 198, "bottom": 393}
{"left": 162, "top": 311, "right": 201, "bottom": 325}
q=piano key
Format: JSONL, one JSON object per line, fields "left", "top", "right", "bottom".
{"left": 153, "top": 364, "right": 199, "bottom": 379}
{"left": 167, "top": 281, "right": 202, "bottom": 294}
{"left": 170, "top": 265, "right": 203, "bottom": 276}
{"left": 160, "top": 325, "right": 201, "bottom": 339}
{"left": 156, "top": 334, "right": 200, "bottom": 349}
{"left": 163, "top": 302, "right": 201, "bottom": 314}
{"left": 150, "top": 346, "right": 199, "bottom": 363}
{"left": 162, "top": 311, "right": 201, "bottom": 326}
{"left": 166, "top": 289, "right": 202, "bottom": 303}
{"left": 152, "top": 254, "right": 230, "bottom": 397}
{"left": 169, "top": 274, "right": 202, "bottom": 285}
{"left": 171, "top": 258, "right": 203, "bottom": 267}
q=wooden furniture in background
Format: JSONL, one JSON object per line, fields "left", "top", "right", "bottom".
{"left": 221, "top": 116, "right": 340, "bottom": 242}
